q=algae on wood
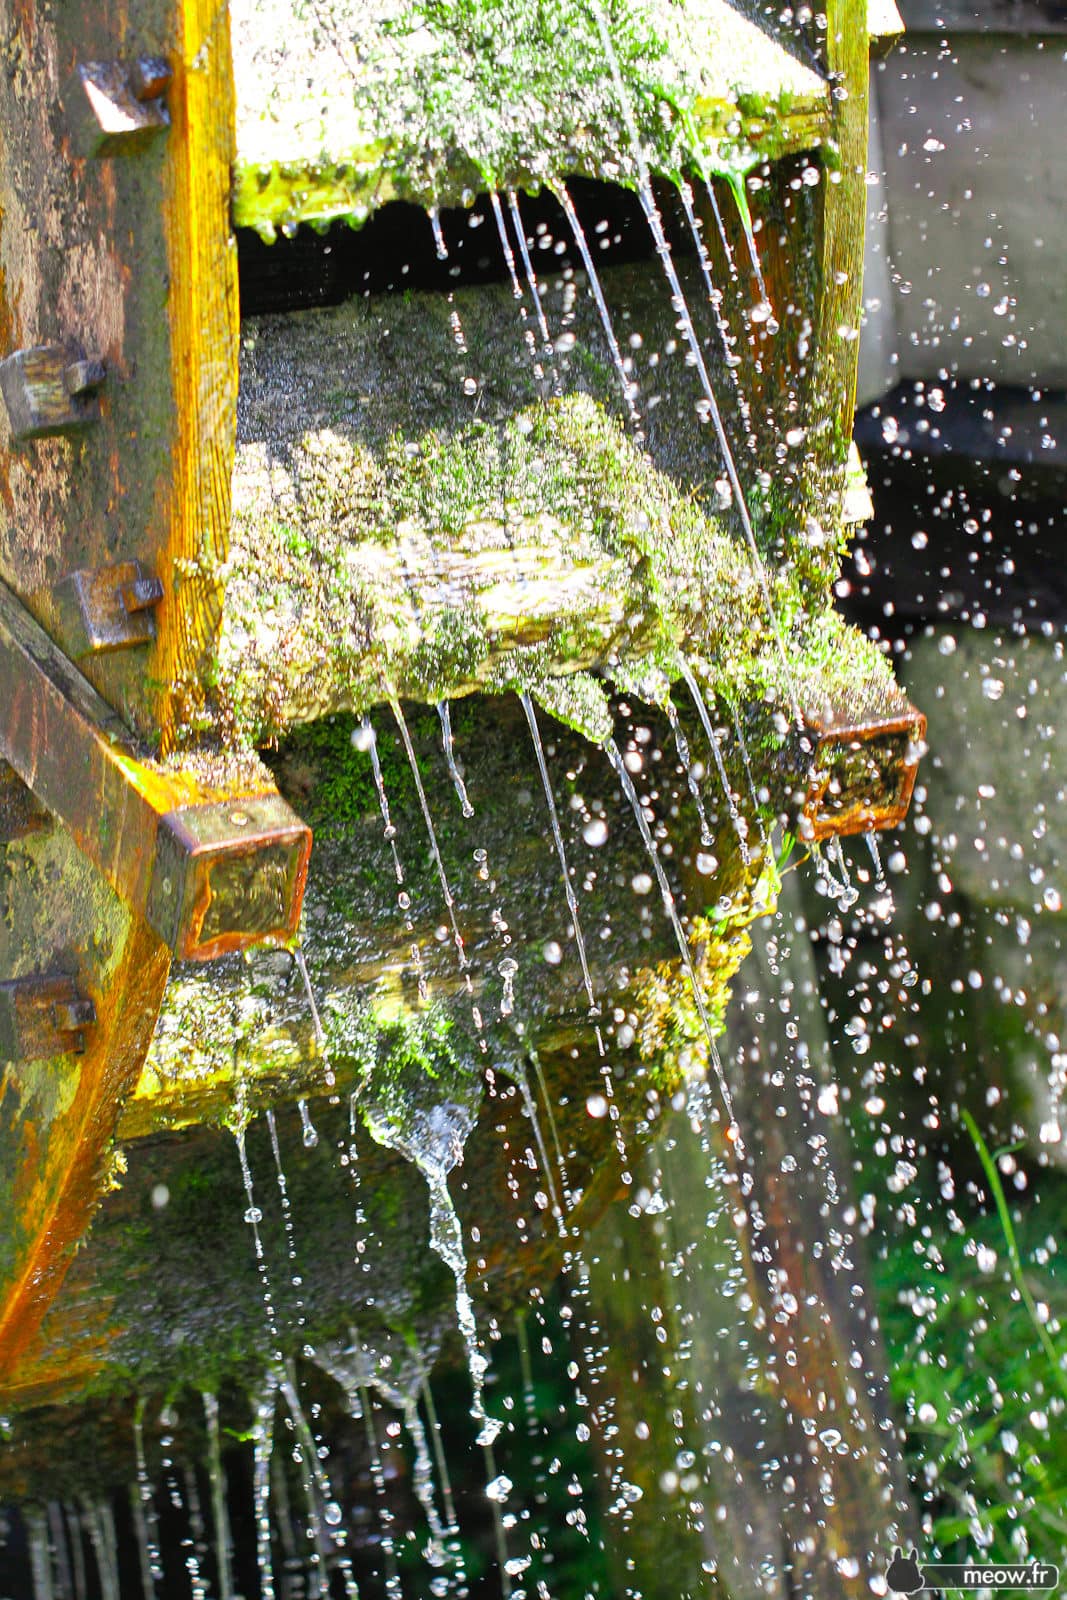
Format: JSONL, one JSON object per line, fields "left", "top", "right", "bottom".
{"left": 3, "top": 699, "right": 769, "bottom": 1420}
{"left": 231, "top": 0, "right": 830, "bottom": 236}
{"left": 214, "top": 263, "right": 906, "bottom": 749}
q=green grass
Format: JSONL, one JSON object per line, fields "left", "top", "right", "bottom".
{"left": 871, "top": 1128, "right": 1067, "bottom": 1571}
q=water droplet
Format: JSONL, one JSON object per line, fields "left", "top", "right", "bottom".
{"left": 485, "top": 1472, "right": 513, "bottom": 1503}
{"left": 586, "top": 1093, "right": 609, "bottom": 1119}
{"left": 582, "top": 817, "right": 609, "bottom": 847}
{"left": 542, "top": 939, "right": 563, "bottom": 965}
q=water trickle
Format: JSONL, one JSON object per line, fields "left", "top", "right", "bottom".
{"left": 677, "top": 179, "right": 752, "bottom": 411}
{"left": 133, "top": 1404, "right": 163, "bottom": 1599}
{"left": 520, "top": 693, "right": 601, "bottom": 1032}
{"left": 588, "top": 0, "right": 801, "bottom": 723}
{"left": 363, "top": 1085, "right": 496, "bottom": 1443}
{"left": 178, "top": 1464, "right": 211, "bottom": 1600}
{"left": 278, "top": 1362, "right": 360, "bottom": 1600}
{"left": 725, "top": 696, "right": 773, "bottom": 858}
{"left": 429, "top": 206, "right": 449, "bottom": 261}
{"left": 59, "top": 1505, "right": 86, "bottom": 1600}
{"left": 505, "top": 1057, "right": 567, "bottom": 1236}
{"left": 497, "top": 955, "right": 518, "bottom": 1018}
{"left": 357, "top": 715, "right": 429, "bottom": 1003}
{"left": 489, "top": 191, "right": 548, "bottom": 393}
{"left": 420, "top": 1376, "right": 461, "bottom": 1549}
{"left": 822, "top": 837, "right": 860, "bottom": 911}
{"left": 319, "top": 1345, "right": 456, "bottom": 1577}
{"left": 529, "top": 1045, "right": 574, "bottom": 1210}
{"left": 354, "top": 1385, "right": 404, "bottom": 1600}
{"left": 679, "top": 659, "right": 752, "bottom": 867}
{"left": 520, "top": 692, "right": 631, "bottom": 1182}
{"left": 236, "top": 1125, "right": 284, "bottom": 1363}
{"left": 437, "top": 701, "right": 475, "bottom": 818}
{"left": 203, "top": 1390, "right": 235, "bottom": 1600}
{"left": 25, "top": 1507, "right": 51, "bottom": 1600}
{"left": 84, "top": 1501, "right": 120, "bottom": 1600}
{"left": 297, "top": 1098, "right": 320, "bottom": 1150}
{"left": 605, "top": 737, "right": 742, "bottom": 1147}
{"left": 266, "top": 1109, "right": 308, "bottom": 1333}
{"left": 507, "top": 190, "right": 560, "bottom": 393}
{"left": 722, "top": 170, "right": 771, "bottom": 314}
{"left": 391, "top": 700, "right": 476, "bottom": 1000}
{"left": 294, "top": 945, "right": 335, "bottom": 1090}
{"left": 251, "top": 1378, "right": 280, "bottom": 1600}
{"left": 700, "top": 173, "right": 740, "bottom": 286}
{"left": 865, "top": 829, "right": 890, "bottom": 896}
{"left": 555, "top": 185, "right": 643, "bottom": 438}
{"left": 663, "top": 693, "right": 715, "bottom": 847}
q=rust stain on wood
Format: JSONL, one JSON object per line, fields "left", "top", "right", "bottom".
{"left": 0, "top": 916, "right": 171, "bottom": 1386}
{"left": 154, "top": 0, "right": 239, "bottom": 751}
{"left": 0, "top": 0, "right": 238, "bottom": 750}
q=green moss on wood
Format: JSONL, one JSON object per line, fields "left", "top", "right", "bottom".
{"left": 231, "top": 0, "right": 830, "bottom": 236}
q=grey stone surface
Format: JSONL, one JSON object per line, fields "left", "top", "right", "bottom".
{"left": 900, "top": 627, "right": 1066, "bottom": 914}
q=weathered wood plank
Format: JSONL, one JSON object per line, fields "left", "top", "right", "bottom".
{"left": 156, "top": 0, "right": 240, "bottom": 749}
{"left": 0, "top": 694, "right": 760, "bottom": 1415}
{"left": 216, "top": 267, "right": 909, "bottom": 748}
{"left": 0, "top": 826, "right": 171, "bottom": 1388}
{"left": 0, "top": 581, "right": 310, "bottom": 960}
{"left": 231, "top": 0, "right": 831, "bottom": 237}
{"left": 0, "top": 0, "right": 238, "bottom": 751}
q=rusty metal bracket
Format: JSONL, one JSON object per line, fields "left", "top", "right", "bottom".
{"left": 0, "top": 975, "right": 97, "bottom": 1062}
{"left": 800, "top": 709, "right": 927, "bottom": 842}
{"left": 0, "top": 346, "right": 105, "bottom": 443}
{"left": 0, "top": 763, "right": 50, "bottom": 845}
{"left": 54, "top": 560, "right": 164, "bottom": 658}
{"left": 0, "top": 580, "right": 311, "bottom": 960}
{"left": 66, "top": 57, "right": 172, "bottom": 158}
{"left": 146, "top": 796, "right": 313, "bottom": 961}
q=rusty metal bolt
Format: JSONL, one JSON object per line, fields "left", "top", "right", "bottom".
{"left": 0, "top": 345, "right": 104, "bottom": 442}
{"left": 128, "top": 56, "right": 172, "bottom": 103}
{"left": 62, "top": 358, "right": 107, "bottom": 398}
{"left": 118, "top": 574, "right": 165, "bottom": 615}
{"left": 51, "top": 996, "right": 98, "bottom": 1034}
{"left": 68, "top": 59, "right": 171, "bottom": 158}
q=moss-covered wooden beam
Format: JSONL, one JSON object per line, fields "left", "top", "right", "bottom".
{"left": 203, "top": 272, "right": 907, "bottom": 754}
{"left": 2, "top": 698, "right": 766, "bottom": 1417}
{"left": 230, "top": 0, "right": 831, "bottom": 237}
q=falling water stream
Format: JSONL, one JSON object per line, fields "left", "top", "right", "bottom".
{"left": 437, "top": 702, "right": 475, "bottom": 820}
{"left": 391, "top": 700, "right": 476, "bottom": 1005}
{"left": 555, "top": 185, "right": 643, "bottom": 437}
{"left": 678, "top": 659, "right": 753, "bottom": 869}
{"left": 605, "top": 738, "right": 741, "bottom": 1145}
{"left": 507, "top": 191, "right": 560, "bottom": 391}
{"left": 662, "top": 694, "right": 715, "bottom": 849}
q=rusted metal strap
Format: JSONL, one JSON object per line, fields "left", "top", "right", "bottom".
{"left": 0, "top": 975, "right": 96, "bottom": 1061}
{"left": 800, "top": 710, "right": 927, "bottom": 842}
{"left": 0, "top": 581, "right": 311, "bottom": 960}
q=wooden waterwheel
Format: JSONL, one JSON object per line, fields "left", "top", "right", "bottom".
{"left": 0, "top": 0, "right": 920, "bottom": 1554}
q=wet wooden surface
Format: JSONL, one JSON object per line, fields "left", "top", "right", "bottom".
{"left": 0, "top": 0, "right": 238, "bottom": 750}
{"left": 0, "top": 826, "right": 171, "bottom": 1386}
